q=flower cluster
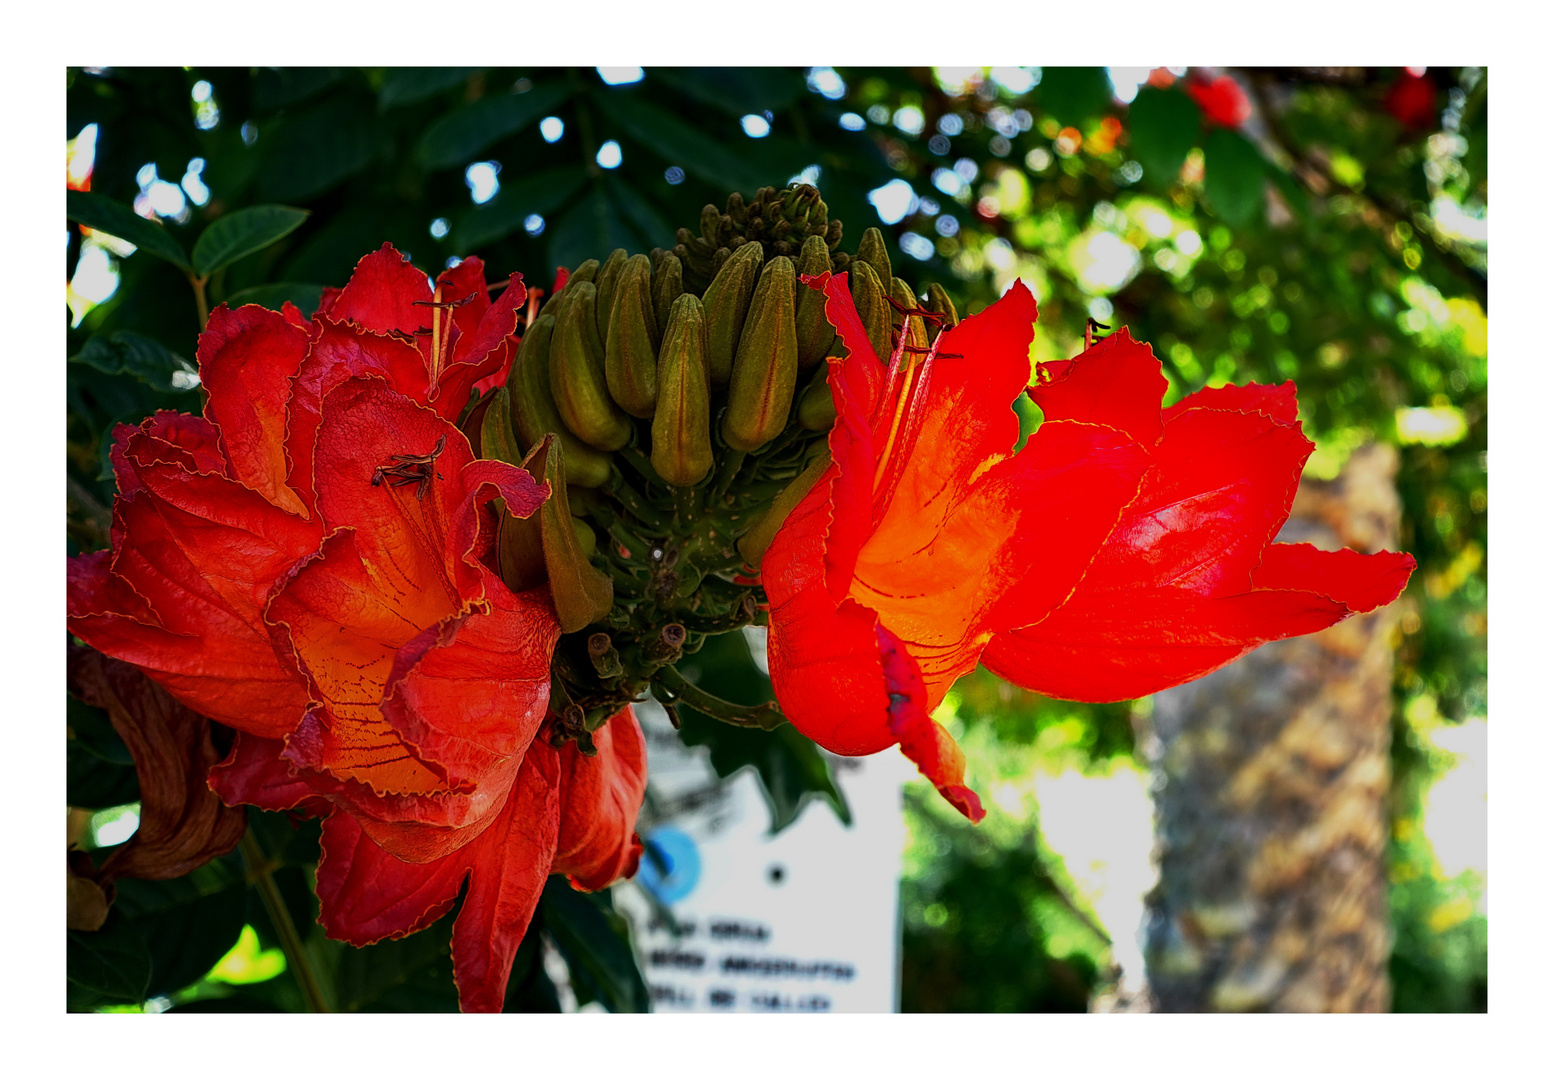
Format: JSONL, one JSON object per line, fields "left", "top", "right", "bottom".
{"left": 68, "top": 246, "right": 646, "bottom": 1012}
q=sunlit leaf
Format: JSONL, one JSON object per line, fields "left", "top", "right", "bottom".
{"left": 1127, "top": 87, "right": 1201, "bottom": 186}
{"left": 67, "top": 190, "right": 192, "bottom": 273}
{"left": 192, "top": 205, "right": 309, "bottom": 277}
{"left": 418, "top": 83, "right": 573, "bottom": 170}
{"left": 1202, "top": 128, "right": 1266, "bottom": 228}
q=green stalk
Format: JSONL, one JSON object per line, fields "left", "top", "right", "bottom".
{"left": 240, "top": 829, "right": 329, "bottom": 1013}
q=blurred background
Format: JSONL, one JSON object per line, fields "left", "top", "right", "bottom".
{"left": 65, "top": 65, "right": 1486, "bottom": 1012}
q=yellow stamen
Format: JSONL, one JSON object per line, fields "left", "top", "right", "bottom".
{"left": 431, "top": 281, "right": 445, "bottom": 383}
{"left": 872, "top": 355, "right": 919, "bottom": 491}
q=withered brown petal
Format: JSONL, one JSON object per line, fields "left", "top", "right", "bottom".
{"left": 67, "top": 644, "right": 247, "bottom": 885}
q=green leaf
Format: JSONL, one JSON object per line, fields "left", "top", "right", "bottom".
{"left": 378, "top": 67, "right": 483, "bottom": 109}
{"left": 253, "top": 67, "right": 350, "bottom": 112}
{"left": 71, "top": 330, "right": 198, "bottom": 394}
{"left": 1127, "top": 87, "right": 1201, "bottom": 185}
{"left": 452, "top": 167, "right": 587, "bottom": 251}
{"left": 67, "top": 738, "right": 141, "bottom": 809}
{"left": 256, "top": 97, "right": 380, "bottom": 203}
{"left": 601, "top": 91, "right": 771, "bottom": 195}
{"left": 68, "top": 695, "right": 133, "bottom": 766}
{"left": 225, "top": 282, "right": 325, "bottom": 318}
{"left": 333, "top": 910, "right": 459, "bottom": 1012}
{"left": 68, "top": 907, "right": 151, "bottom": 1006}
{"left": 672, "top": 632, "right": 851, "bottom": 834}
{"left": 503, "top": 923, "right": 562, "bottom": 1013}
{"left": 607, "top": 176, "right": 675, "bottom": 251}
{"left": 192, "top": 205, "right": 309, "bottom": 277}
{"left": 546, "top": 186, "right": 645, "bottom": 277}
{"left": 418, "top": 82, "right": 573, "bottom": 170}
{"left": 1202, "top": 128, "right": 1267, "bottom": 228}
{"left": 654, "top": 68, "right": 807, "bottom": 118}
{"left": 1039, "top": 67, "right": 1115, "bottom": 129}
{"left": 115, "top": 871, "right": 249, "bottom": 999}
{"left": 540, "top": 878, "right": 649, "bottom": 1013}
{"left": 67, "top": 190, "right": 191, "bottom": 272}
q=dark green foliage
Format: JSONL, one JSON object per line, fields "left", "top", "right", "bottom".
{"left": 674, "top": 631, "right": 850, "bottom": 834}
{"left": 67, "top": 908, "right": 151, "bottom": 1010}
{"left": 540, "top": 878, "right": 650, "bottom": 1013}
{"left": 1126, "top": 87, "right": 1200, "bottom": 184}
{"left": 899, "top": 796, "right": 1098, "bottom": 1013}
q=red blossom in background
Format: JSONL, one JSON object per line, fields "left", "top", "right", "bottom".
{"left": 1385, "top": 70, "right": 1440, "bottom": 131}
{"left": 67, "top": 245, "right": 646, "bottom": 1012}
{"left": 761, "top": 274, "right": 1414, "bottom": 821}
{"left": 1187, "top": 71, "right": 1253, "bottom": 129}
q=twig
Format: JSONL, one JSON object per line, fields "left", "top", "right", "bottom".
{"left": 1245, "top": 72, "right": 1487, "bottom": 309}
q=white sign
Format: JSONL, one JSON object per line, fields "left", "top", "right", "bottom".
{"left": 616, "top": 700, "right": 910, "bottom": 1013}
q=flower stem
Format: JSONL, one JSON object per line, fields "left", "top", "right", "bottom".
{"left": 188, "top": 272, "right": 210, "bottom": 328}
{"left": 653, "top": 666, "right": 787, "bottom": 731}
{"left": 239, "top": 828, "right": 330, "bottom": 1013}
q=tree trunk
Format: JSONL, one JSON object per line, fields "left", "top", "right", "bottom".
{"left": 1128, "top": 444, "right": 1402, "bottom": 1013}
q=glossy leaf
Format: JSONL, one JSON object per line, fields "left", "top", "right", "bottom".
{"left": 71, "top": 331, "right": 198, "bottom": 394}
{"left": 192, "top": 205, "right": 310, "bottom": 277}
{"left": 418, "top": 82, "right": 573, "bottom": 169}
{"left": 540, "top": 877, "right": 649, "bottom": 1013}
{"left": 67, "top": 190, "right": 191, "bottom": 272}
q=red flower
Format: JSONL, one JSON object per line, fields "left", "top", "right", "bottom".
{"left": 1187, "top": 71, "right": 1252, "bottom": 129}
{"left": 761, "top": 274, "right": 1414, "bottom": 821}
{"left": 1385, "top": 70, "right": 1439, "bottom": 131}
{"left": 67, "top": 244, "right": 646, "bottom": 1012}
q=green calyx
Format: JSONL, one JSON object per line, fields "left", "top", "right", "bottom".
{"left": 480, "top": 183, "right": 962, "bottom": 745}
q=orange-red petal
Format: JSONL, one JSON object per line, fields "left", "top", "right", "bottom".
{"left": 315, "top": 744, "right": 561, "bottom": 1013}
{"left": 196, "top": 304, "right": 311, "bottom": 518}
{"left": 554, "top": 706, "right": 648, "bottom": 891}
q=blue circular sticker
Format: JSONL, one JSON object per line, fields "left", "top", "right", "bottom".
{"left": 636, "top": 826, "right": 701, "bottom": 904}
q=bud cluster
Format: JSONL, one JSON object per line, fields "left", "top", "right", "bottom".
{"left": 475, "top": 184, "right": 960, "bottom": 746}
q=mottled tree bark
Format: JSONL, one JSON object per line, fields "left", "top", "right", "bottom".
{"left": 1124, "top": 445, "right": 1402, "bottom": 1013}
